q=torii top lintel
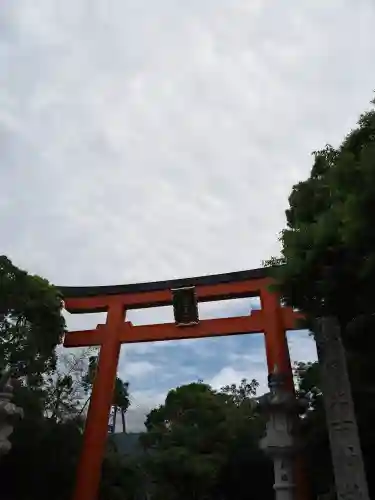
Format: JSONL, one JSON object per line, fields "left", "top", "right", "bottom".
{"left": 60, "top": 267, "right": 269, "bottom": 313}
{"left": 60, "top": 267, "right": 303, "bottom": 348}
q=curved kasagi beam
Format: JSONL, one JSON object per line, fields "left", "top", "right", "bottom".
{"left": 59, "top": 268, "right": 270, "bottom": 314}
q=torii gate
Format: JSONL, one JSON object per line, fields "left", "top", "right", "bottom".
{"left": 61, "top": 268, "right": 305, "bottom": 500}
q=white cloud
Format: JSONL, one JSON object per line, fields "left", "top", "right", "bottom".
{"left": 118, "top": 331, "right": 317, "bottom": 432}
{"left": 125, "top": 389, "right": 166, "bottom": 432}
{"left": 3, "top": 1, "right": 375, "bottom": 286}
{"left": 208, "top": 346, "right": 269, "bottom": 395}
{"left": 209, "top": 331, "right": 317, "bottom": 397}
{"left": 287, "top": 330, "right": 318, "bottom": 364}
{"left": 122, "top": 360, "right": 157, "bottom": 378}
{"left": 127, "top": 307, "right": 174, "bottom": 325}
{"left": 209, "top": 366, "right": 264, "bottom": 391}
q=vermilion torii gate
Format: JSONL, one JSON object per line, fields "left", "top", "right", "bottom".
{"left": 61, "top": 268, "right": 304, "bottom": 500}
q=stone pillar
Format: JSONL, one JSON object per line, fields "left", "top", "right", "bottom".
{"left": 0, "top": 372, "right": 23, "bottom": 458}
{"left": 259, "top": 369, "right": 306, "bottom": 500}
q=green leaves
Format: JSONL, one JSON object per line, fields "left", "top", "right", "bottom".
{"left": 220, "top": 377, "right": 259, "bottom": 404}
{"left": 140, "top": 379, "right": 269, "bottom": 500}
{"left": 0, "top": 256, "right": 65, "bottom": 382}
{"left": 266, "top": 99, "right": 375, "bottom": 325}
{"left": 0, "top": 417, "right": 83, "bottom": 500}
{"left": 113, "top": 377, "right": 130, "bottom": 412}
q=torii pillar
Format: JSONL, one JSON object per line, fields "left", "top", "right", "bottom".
{"left": 60, "top": 268, "right": 307, "bottom": 500}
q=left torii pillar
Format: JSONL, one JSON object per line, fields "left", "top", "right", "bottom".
{"left": 69, "top": 300, "right": 124, "bottom": 500}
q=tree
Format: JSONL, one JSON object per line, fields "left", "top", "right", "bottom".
{"left": 264, "top": 99, "right": 375, "bottom": 500}
{"left": 99, "top": 452, "right": 145, "bottom": 500}
{"left": 295, "top": 324, "right": 375, "bottom": 499}
{"left": 294, "top": 362, "right": 334, "bottom": 498}
{"left": 215, "top": 380, "right": 273, "bottom": 500}
{"left": 110, "top": 378, "right": 130, "bottom": 433}
{"left": 221, "top": 377, "right": 259, "bottom": 406}
{"left": 82, "top": 355, "right": 130, "bottom": 432}
{"left": 141, "top": 382, "right": 227, "bottom": 500}
{"left": 0, "top": 417, "right": 84, "bottom": 500}
{"left": 0, "top": 256, "right": 65, "bottom": 384}
{"left": 113, "top": 377, "right": 130, "bottom": 433}
{"left": 264, "top": 101, "right": 375, "bottom": 326}
{"left": 345, "top": 315, "right": 375, "bottom": 498}
{"left": 82, "top": 354, "right": 98, "bottom": 392}
{"left": 43, "top": 349, "right": 95, "bottom": 422}
{"left": 140, "top": 380, "right": 273, "bottom": 500}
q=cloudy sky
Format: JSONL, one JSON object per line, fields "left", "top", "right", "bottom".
{"left": 2, "top": 0, "right": 375, "bottom": 430}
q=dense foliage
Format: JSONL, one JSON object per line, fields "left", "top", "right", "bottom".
{"left": 0, "top": 255, "right": 65, "bottom": 383}
{"left": 265, "top": 100, "right": 375, "bottom": 328}
{"left": 139, "top": 379, "right": 274, "bottom": 500}
{"left": 294, "top": 362, "right": 333, "bottom": 498}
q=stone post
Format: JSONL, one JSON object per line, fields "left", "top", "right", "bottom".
{"left": 0, "top": 371, "right": 23, "bottom": 458}
{"left": 259, "top": 369, "right": 306, "bottom": 500}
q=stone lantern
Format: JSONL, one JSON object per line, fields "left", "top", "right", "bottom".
{"left": 258, "top": 367, "right": 306, "bottom": 500}
{"left": 0, "top": 371, "right": 23, "bottom": 458}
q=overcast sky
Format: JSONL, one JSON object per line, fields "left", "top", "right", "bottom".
{"left": 2, "top": 0, "right": 375, "bottom": 431}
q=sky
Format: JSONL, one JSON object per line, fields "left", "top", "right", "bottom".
{"left": 2, "top": 0, "right": 375, "bottom": 431}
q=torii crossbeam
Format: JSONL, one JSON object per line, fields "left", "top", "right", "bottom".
{"left": 60, "top": 268, "right": 304, "bottom": 500}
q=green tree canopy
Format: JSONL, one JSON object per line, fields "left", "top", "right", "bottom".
{"left": 0, "top": 255, "right": 65, "bottom": 384}
{"left": 140, "top": 380, "right": 273, "bottom": 500}
{"left": 265, "top": 99, "right": 375, "bottom": 327}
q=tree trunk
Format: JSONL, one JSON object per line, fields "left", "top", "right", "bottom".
{"left": 50, "top": 385, "right": 64, "bottom": 422}
{"left": 315, "top": 317, "right": 369, "bottom": 500}
{"left": 112, "top": 406, "right": 117, "bottom": 434}
{"left": 78, "top": 395, "right": 91, "bottom": 416}
{"left": 121, "top": 408, "right": 126, "bottom": 433}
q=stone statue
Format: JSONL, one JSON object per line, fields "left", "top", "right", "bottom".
{"left": 0, "top": 369, "right": 23, "bottom": 458}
